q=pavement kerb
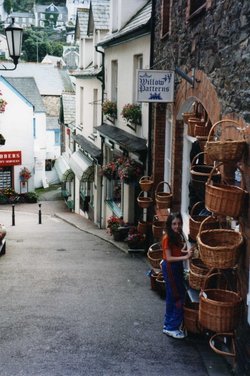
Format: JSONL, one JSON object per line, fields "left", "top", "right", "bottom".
{"left": 54, "top": 213, "right": 130, "bottom": 254}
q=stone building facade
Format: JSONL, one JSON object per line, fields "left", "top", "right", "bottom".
{"left": 151, "top": 1, "right": 250, "bottom": 373}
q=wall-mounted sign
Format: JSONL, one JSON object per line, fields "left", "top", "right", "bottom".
{"left": 136, "top": 69, "right": 175, "bottom": 103}
{"left": 0, "top": 151, "right": 22, "bottom": 166}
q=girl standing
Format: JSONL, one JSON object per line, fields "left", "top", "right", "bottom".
{"left": 161, "top": 212, "right": 193, "bottom": 339}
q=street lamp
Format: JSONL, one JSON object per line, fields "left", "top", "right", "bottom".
{"left": 3, "top": 17, "right": 23, "bottom": 70}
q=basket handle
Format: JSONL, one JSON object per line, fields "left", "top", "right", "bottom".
{"left": 155, "top": 181, "right": 171, "bottom": 194}
{"left": 139, "top": 176, "right": 152, "bottom": 183}
{"left": 197, "top": 215, "right": 219, "bottom": 237}
{"left": 201, "top": 269, "right": 230, "bottom": 291}
{"left": 209, "top": 332, "right": 236, "bottom": 358}
{"left": 206, "top": 162, "right": 247, "bottom": 190}
{"left": 190, "top": 152, "right": 207, "bottom": 169}
{"left": 207, "top": 119, "right": 244, "bottom": 142}
{"left": 190, "top": 201, "right": 205, "bottom": 216}
{"left": 201, "top": 268, "right": 242, "bottom": 293}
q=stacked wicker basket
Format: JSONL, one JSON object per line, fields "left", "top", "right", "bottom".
{"left": 185, "top": 119, "right": 248, "bottom": 346}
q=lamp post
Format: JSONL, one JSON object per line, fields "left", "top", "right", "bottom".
{"left": 2, "top": 17, "right": 23, "bottom": 71}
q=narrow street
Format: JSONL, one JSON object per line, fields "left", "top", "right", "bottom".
{"left": 0, "top": 198, "right": 226, "bottom": 376}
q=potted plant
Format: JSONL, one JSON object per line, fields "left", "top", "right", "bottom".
{"left": 0, "top": 91, "right": 7, "bottom": 113}
{"left": 102, "top": 100, "right": 117, "bottom": 122}
{"left": 121, "top": 103, "right": 142, "bottom": 125}
{"left": 118, "top": 157, "right": 143, "bottom": 183}
{"left": 127, "top": 226, "right": 146, "bottom": 249}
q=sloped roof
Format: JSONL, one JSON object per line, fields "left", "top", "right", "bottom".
{"left": 0, "top": 63, "right": 74, "bottom": 95}
{"left": 61, "top": 92, "right": 75, "bottom": 125}
{"left": 76, "top": 8, "right": 90, "bottom": 38}
{"left": 47, "top": 116, "right": 60, "bottom": 130}
{"left": 5, "top": 77, "right": 46, "bottom": 112}
{"left": 98, "top": 0, "right": 151, "bottom": 47}
{"left": 72, "top": 133, "right": 102, "bottom": 160}
{"left": 88, "top": 0, "right": 110, "bottom": 33}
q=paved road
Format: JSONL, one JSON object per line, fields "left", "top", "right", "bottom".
{"left": 0, "top": 199, "right": 230, "bottom": 376}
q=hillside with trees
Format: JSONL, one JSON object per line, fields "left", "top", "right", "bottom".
{"left": 4, "top": 0, "right": 65, "bottom": 13}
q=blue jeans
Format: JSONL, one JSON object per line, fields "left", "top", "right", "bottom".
{"left": 161, "top": 260, "right": 185, "bottom": 330}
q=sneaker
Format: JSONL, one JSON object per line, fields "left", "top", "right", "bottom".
{"left": 163, "top": 328, "right": 185, "bottom": 339}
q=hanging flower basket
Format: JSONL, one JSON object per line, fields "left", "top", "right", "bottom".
{"left": 102, "top": 100, "right": 117, "bottom": 121}
{"left": 0, "top": 91, "right": 7, "bottom": 113}
{"left": 0, "top": 134, "right": 6, "bottom": 145}
{"left": 19, "top": 167, "right": 32, "bottom": 184}
{"left": 118, "top": 157, "right": 143, "bottom": 183}
{"left": 121, "top": 103, "right": 142, "bottom": 125}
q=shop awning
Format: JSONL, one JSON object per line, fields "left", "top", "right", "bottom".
{"left": 54, "top": 155, "right": 74, "bottom": 182}
{"left": 96, "top": 123, "right": 147, "bottom": 157}
{"left": 72, "top": 134, "right": 102, "bottom": 162}
{"left": 69, "top": 150, "right": 94, "bottom": 182}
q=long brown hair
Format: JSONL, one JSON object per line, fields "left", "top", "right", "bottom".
{"left": 165, "top": 212, "right": 184, "bottom": 247}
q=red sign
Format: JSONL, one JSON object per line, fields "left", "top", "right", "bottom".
{"left": 0, "top": 151, "right": 22, "bottom": 166}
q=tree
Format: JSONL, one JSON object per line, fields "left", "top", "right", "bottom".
{"left": 3, "top": 0, "right": 13, "bottom": 14}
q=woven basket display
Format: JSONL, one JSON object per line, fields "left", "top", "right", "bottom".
{"left": 205, "top": 119, "right": 247, "bottom": 162}
{"left": 147, "top": 242, "right": 162, "bottom": 269}
{"left": 152, "top": 216, "right": 165, "bottom": 239}
{"left": 150, "top": 270, "right": 160, "bottom": 291}
{"left": 184, "top": 301, "right": 201, "bottom": 334}
{"left": 205, "top": 163, "right": 247, "bottom": 218}
{"left": 190, "top": 152, "right": 221, "bottom": 200}
{"left": 155, "top": 273, "right": 166, "bottom": 298}
{"left": 194, "top": 120, "right": 212, "bottom": 137}
{"left": 189, "top": 201, "right": 209, "bottom": 241}
{"left": 197, "top": 217, "right": 243, "bottom": 269}
{"left": 199, "top": 271, "right": 242, "bottom": 332}
{"left": 139, "top": 176, "right": 153, "bottom": 192}
{"left": 137, "top": 191, "right": 153, "bottom": 209}
{"left": 155, "top": 181, "right": 172, "bottom": 209}
{"left": 189, "top": 258, "right": 209, "bottom": 290}
{"left": 187, "top": 118, "right": 205, "bottom": 137}
{"left": 137, "top": 220, "right": 151, "bottom": 234}
{"left": 182, "top": 112, "right": 197, "bottom": 124}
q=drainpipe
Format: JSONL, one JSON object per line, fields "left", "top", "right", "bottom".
{"left": 148, "top": 0, "right": 155, "bottom": 176}
{"left": 95, "top": 44, "right": 105, "bottom": 228}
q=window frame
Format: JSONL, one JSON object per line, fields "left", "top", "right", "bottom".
{"left": 161, "top": 0, "right": 172, "bottom": 39}
{"left": 186, "top": 0, "right": 212, "bottom": 21}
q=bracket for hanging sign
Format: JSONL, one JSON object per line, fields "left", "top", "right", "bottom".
{"left": 175, "top": 67, "right": 200, "bottom": 88}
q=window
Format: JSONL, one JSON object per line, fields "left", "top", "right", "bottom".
{"left": 111, "top": 60, "right": 118, "bottom": 103}
{"left": 133, "top": 54, "right": 143, "bottom": 103}
{"left": 54, "top": 130, "right": 60, "bottom": 145}
{"left": 93, "top": 88, "right": 98, "bottom": 129}
{"left": 161, "top": 0, "right": 171, "bottom": 38}
{"left": 187, "top": 0, "right": 212, "bottom": 19}
{"left": 80, "top": 86, "right": 84, "bottom": 125}
{"left": 33, "top": 118, "right": 36, "bottom": 138}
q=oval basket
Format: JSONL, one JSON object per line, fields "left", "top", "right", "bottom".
{"left": 155, "top": 181, "right": 172, "bottom": 209}
{"left": 197, "top": 226, "right": 243, "bottom": 269}
{"left": 205, "top": 119, "right": 247, "bottom": 162}
{"left": 184, "top": 301, "right": 201, "bottom": 334}
{"left": 199, "top": 288, "right": 242, "bottom": 332}
{"left": 189, "top": 201, "right": 209, "bottom": 241}
{"left": 205, "top": 163, "right": 247, "bottom": 218}
{"left": 137, "top": 191, "right": 153, "bottom": 209}
{"left": 147, "top": 242, "right": 162, "bottom": 269}
{"left": 155, "top": 273, "right": 166, "bottom": 299}
{"left": 190, "top": 152, "right": 221, "bottom": 200}
{"left": 139, "top": 176, "right": 153, "bottom": 192}
{"left": 189, "top": 258, "right": 209, "bottom": 290}
{"left": 152, "top": 216, "right": 165, "bottom": 239}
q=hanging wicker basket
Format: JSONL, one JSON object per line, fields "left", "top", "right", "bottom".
{"left": 205, "top": 163, "right": 247, "bottom": 218}
{"left": 189, "top": 201, "right": 209, "bottom": 242}
{"left": 155, "top": 181, "right": 172, "bottom": 209}
{"left": 199, "top": 271, "right": 242, "bottom": 332}
{"left": 205, "top": 119, "right": 247, "bottom": 162}
{"left": 152, "top": 215, "right": 166, "bottom": 239}
{"left": 194, "top": 120, "right": 212, "bottom": 138}
{"left": 182, "top": 112, "right": 197, "bottom": 124}
{"left": 139, "top": 176, "right": 153, "bottom": 192}
{"left": 189, "top": 258, "right": 209, "bottom": 290}
{"left": 147, "top": 242, "right": 162, "bottom": 269}
{"left": 190, "top": 152, "right": 221, "bottom": 200}
{"left": 155, "top": 273, "right": 166, "bottom": 298}
{"left": 137, "top": 191, "right": 153, "bottom": 208}
{"left": 197, "top": 217, "right": 243, "bottom": 269}
{"left": 188, "top": 118, "right": 205, "bottom": 137}
{"left": 184, "top": 301, "right": 201, "bottom": 334}
{"left": 137, "top": 220, "right": 151, "bottom": 234}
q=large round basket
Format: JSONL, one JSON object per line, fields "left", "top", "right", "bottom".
{"left": 137, "top": 191, "right": 153, "bottom": 209}
{"left": 189, "top": 201, "right": 209, "bottom": 242}
{"left": 190, "top": 152, "right": 221, "bottom": 200}
{"left": 205, "top": 119, "right": 247, "bottom": 162}
{"left": 197, "top": 227, "right": 243, "bottom": 269}
{"left": 147, "top": 242, "right": 162, "bottom": 269}
{"left": 184, "top": 301, "right": 201, "bottom": 334}
{"left": 139, "top": 176, "right": 153, "bottom": 192}
{"left": 155, "top": 181, "right": 172, "bottom": 209}
{"left": 189, "top": 258, "right": 209, "bottom": 290}
{"left": 152, "top": 216, "right": 165, "bottom": 239}
{"left": 205, "top": 163, "right": 247, "bottom": 218}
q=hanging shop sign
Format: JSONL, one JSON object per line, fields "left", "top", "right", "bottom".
{"left": 136, "top": 69, "right": 175, "bottom": 103}
{"left": 0, "top": 151, "right": 22, "bottom": 166}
